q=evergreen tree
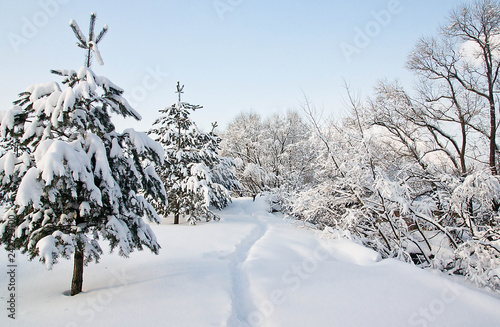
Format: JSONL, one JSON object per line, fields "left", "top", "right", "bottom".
{"left": 0, "top": 13, "right": 165, "bottom": 296}
{"left": 207, "top": 123, "right": 242, "bottom": 204}
{"left": 150, "top": 82, "right": 238, "bottom": 224}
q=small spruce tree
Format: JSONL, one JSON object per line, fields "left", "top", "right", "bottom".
{"left": 150, "top": 82, "right": 238, "bottom": 224}
{"left": 0, "top": 13, "right": 165, "bottom": 296}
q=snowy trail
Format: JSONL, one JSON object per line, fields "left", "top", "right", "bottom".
{"left": 220, "top": 198, "right": 500, "bottom": 327}
{"left": 224, "top": 207, "right": 268, "bottom": 326}
{"left": 1, "top": 197, "right": 500, "bottom": 327}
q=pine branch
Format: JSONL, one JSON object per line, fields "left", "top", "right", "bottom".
{"left": 95, "top": 25, "right": 108, "bottom": 44}
{"left": 89, "top": 12, "right": 97, "bottom": 42}
{"left": 69, "top": 19, "right": 87, "bottom": 47}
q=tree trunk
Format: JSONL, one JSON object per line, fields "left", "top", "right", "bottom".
{"left": 489, "top": 101, "right": 497, "bottom": 175}
{"left": 459, "top": 117, "right": 467, "bottom": 175}
{"left": 70, "top": 244, "right": 84, "bottom": 296}
{"left": 174, "top": 213, "right": 179, "bottom": 225}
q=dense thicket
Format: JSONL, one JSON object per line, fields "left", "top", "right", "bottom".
{"left": 222, "top": 1, "right": 500, "bottom": 292}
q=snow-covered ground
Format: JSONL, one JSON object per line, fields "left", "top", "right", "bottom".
{"left": 1, "top": 197, "right": 500, "bottom": 327}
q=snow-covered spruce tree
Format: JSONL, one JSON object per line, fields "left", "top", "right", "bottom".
{"left": 0, "top": 13, "right": 165, "bottom": 296}
{"left": 150, "top": 82, "right": 237, "bottom": 225}
{"left": 203, "top": 122, "right": 242, "bottom": 205}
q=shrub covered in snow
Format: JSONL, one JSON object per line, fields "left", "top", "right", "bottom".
{"left": 221, "top": 111, "right": 316, "bottom": 200}
{"left": 285, "top": 89, "right": 500, "bottom": 293}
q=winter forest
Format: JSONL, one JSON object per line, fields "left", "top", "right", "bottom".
{"left": 1, "top": 1, "right": 500, "bottom": 327}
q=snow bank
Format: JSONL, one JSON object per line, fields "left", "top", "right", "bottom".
{"left": 0, "top": 198, "right": 498, "bottom": 327}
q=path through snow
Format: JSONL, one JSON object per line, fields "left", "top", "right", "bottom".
{"left": 223, "top": 201, "right": 268, "bottom": 326}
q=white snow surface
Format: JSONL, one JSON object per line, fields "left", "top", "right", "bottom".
{"left": 1, "top": 197, "right": 499, "bottom": 327}
{"left": 88, "top": 42, "right": 104, "bottom": 66}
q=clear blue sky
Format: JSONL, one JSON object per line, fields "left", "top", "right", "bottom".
{"left": 0, "top": 0, "right": 468, "bottom": 132}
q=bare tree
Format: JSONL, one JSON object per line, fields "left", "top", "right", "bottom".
{"left": 368, "top": 80, "right": 481, "bottom": 175}
{"left": 407, "top": 0, "right": 500, "bottom": 174}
